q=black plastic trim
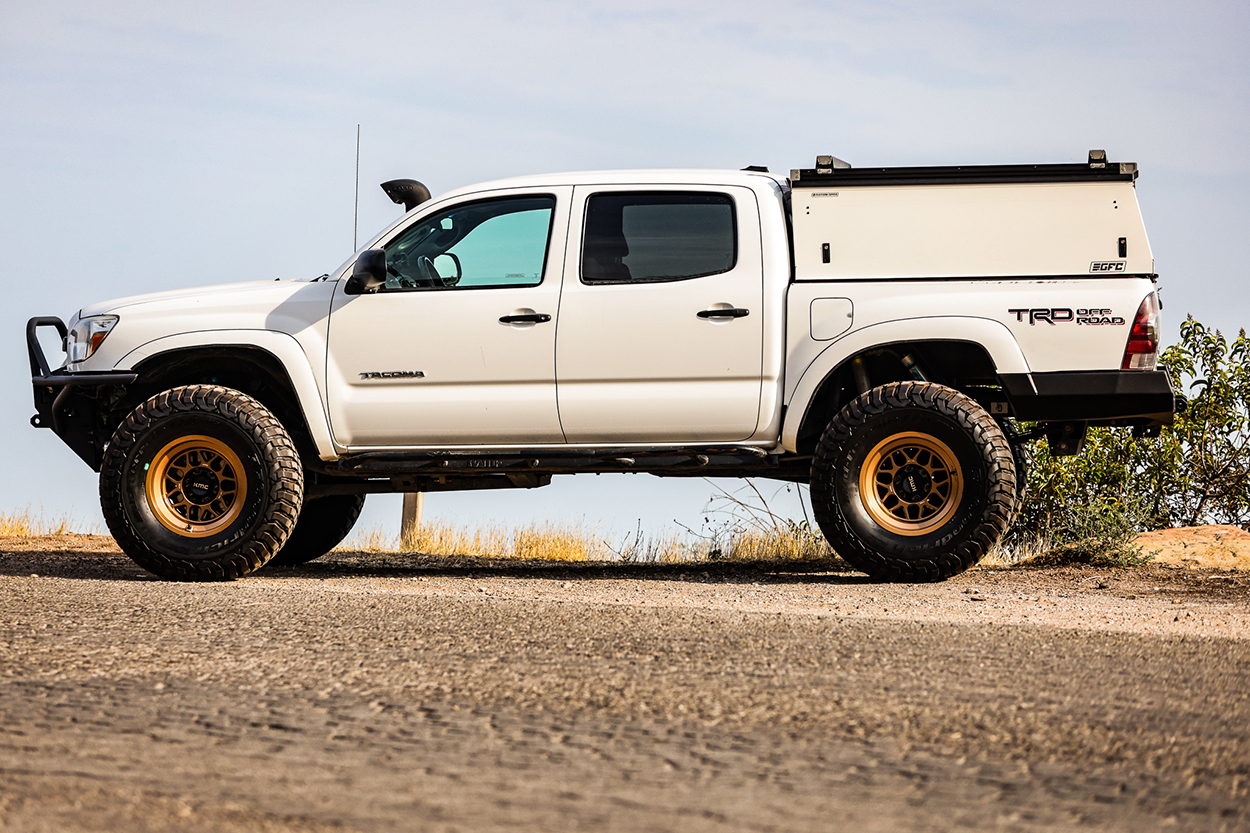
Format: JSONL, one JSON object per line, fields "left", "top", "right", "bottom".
{"left": 696, "top": 308, "right": 750, "bottom": 319}
{"left": 498, "top": 313, "right": 552, "bottom": 324}
{"left": 999, "top": 370, "right": 1175, "bottom": 424}
{"left": 320, "top": 445, "right": 810, "bottom": 482}
{"left": 792, "top": 162, "right": 1137, "bottom": 187}
{"left": 32, "top": 371, "right": 139, "bottom": 388}
{"left": 794, "top": 273, "right": 1157, "bottom": 284}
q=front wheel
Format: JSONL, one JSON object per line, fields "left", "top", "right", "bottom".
{"left": 811, "top": 382, "right": 1016, "bottom": 582}
{"left": 100, "top": 385, "right": 304, "bottom": 581}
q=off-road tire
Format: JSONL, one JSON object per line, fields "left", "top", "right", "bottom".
{"left": 100, "top": 385, "right": 304, "bottom": 581}
{"left": 998, "top": 419, "right": 1032, "bottom": 521}
{"left": 267, "top": 493, "right": 366, "bottom": 568}
{"left": 811, "top": 381, "right": 1016, "bottom": 582}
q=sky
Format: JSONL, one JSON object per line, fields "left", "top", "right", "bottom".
{"left": 2, "top": 0, "right": 1248, "bottom": 540}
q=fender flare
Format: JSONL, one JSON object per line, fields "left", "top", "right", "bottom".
{"left": 116, "top": 330, "right": 339, "bottom": 460}
{"left": 781, "top": 316, "right": 1030, "bottom": 452}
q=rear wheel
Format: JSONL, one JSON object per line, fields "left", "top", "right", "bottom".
{"left": 267, "top": 493, "right": 366, "bottom": 567}
{"left": 811, "top": 381, "right": 1016, "bottom": 582}
{"left": 998, "top": 419, "right": 1032, "bottom": 521}
{"left": 100, "top": 385, "right": 303, "bottom": 580}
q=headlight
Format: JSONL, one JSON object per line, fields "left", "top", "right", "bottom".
{"left": 67, "top": 315, "right": 119, "bottom": 363}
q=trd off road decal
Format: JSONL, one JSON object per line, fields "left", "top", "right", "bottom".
{"left": 1008, "top": 308, "right": 1125, "bottom": 326}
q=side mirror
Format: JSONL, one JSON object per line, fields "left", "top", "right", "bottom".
{"left": 344, "top": 249, "right": 387, "bottom": 295}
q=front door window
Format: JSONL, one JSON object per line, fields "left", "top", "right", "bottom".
{"left": 384, "top": 196, "right": 555, "bottom": 290}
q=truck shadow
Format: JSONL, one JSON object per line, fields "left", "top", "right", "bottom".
{"left": 0, "top": 542, "right": 876, "bottom": 586}
{"left": 266, "top": 551, "right": 875, "bottom": 586}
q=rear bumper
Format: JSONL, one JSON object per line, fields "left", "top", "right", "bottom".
{"left": 999, "top": 370, "right": 1176, "bottom": 426}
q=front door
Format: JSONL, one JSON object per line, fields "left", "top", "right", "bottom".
{"left": 326, "top": 189, "right": 570, "bottom": 447}
{"left": 555, "top": 185, "right": 765, "bottom": 443}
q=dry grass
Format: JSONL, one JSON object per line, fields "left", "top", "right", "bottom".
{"left": 715, "top": 527, "right": 832, "bottom": 562}
{"left": 0, "top": 508, "right": 77, "bottom": 537}
{"left": 982, "top": 536, "right": 1055, "bottom": 568}
{"left": 401, "top": 519, "right": 619, "bottom": 562}
{"left": 340, "top": 519, "right": 836, "bottom": 565}
{"left": 983, "top": 535, "right": 1157, "bottom": 569}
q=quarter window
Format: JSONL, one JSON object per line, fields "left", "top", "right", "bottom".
{"left": 382, "top": 196, "right": 555, "bottom": 290}
{"left": 581, "top": 192, "right": 736, "bottom": 283}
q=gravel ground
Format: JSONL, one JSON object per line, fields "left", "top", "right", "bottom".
{"left": 2, "top": 535, "right": 1248, "bottom": 832}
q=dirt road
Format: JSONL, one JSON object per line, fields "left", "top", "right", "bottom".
{"left": 2, "top": 536, "right": 1248, "bottom": 832}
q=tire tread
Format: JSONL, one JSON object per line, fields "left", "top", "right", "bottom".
{"left": 811, "top": 381, "right": 1016, "bottom": 582}
{"left": 100, "top": 385, "right": 303, "bottom": 581}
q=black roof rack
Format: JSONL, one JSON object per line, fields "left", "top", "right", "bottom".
{"left": 791, "top": 150, "right": 1137, "bottom": 187}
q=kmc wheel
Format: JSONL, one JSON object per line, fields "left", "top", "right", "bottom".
{"left": 100, "top": 385, "right": 304, "bottom": 580}
{"left": 267, "top": 493, "right": 366, "bottom": 568}
{"left": 811, "top": 382, "right": 1016, "bottom": 582}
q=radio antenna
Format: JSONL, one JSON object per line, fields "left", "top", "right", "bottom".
{"left": 353, "top": 124, "right": 361, "bottom": 251}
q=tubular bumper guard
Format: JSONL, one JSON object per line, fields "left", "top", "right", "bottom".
{"left": 28, "top": 316, "right": 137, "bottom": 469}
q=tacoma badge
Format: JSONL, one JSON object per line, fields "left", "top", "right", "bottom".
{"left": 359, "top": 371, "right": 425, "bottom": 379}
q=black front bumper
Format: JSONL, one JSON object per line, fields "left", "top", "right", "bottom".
{"left": 999, "top": 370, "right": 1177, "bottom": 426}
{"left": 28, "top": 316, "right": 136, "bottom": 469}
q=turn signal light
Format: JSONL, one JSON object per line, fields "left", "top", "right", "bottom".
{"left": 1121, "top": 293, "right": 1160, "bottom": 370}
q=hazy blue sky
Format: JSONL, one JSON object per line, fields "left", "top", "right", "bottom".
{"left": 3, "top": 1, "right": 1247, "bottom": 539}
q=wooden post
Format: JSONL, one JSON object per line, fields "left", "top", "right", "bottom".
{"left": 401, "top": 492, "right": 424, "bottom": 547}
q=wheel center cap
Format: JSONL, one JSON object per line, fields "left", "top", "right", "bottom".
{"left": 893, "top": 464, "right": 933, "bottom": 503}
{"left": 182, "top": 467, "right": 220, "bottom": 505}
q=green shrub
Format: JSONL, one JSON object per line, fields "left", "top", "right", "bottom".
{"left": 1012, "top": 316, "right": 1250, "bottom": 545}
{"left": 1013, "top": 496, "right": 1155, "bottom": 568}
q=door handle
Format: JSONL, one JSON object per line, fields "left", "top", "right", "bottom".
{"left": 499, "top": 313, "right": 552, "bottom": 324}
{"left": 697, "top": 308, "right": 750, "bottom": 319}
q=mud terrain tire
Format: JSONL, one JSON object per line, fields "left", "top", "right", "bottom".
{"left": 811, "top": 381, "right": 1016, "bottom": 582}
{"left": 100, "top": 385, "right": 303, "bottom": 581}
{"left": 267, "top": 493, "right": 366, "bottom": 567}
{"left": 998, "top": 418, "right": 1032, "bottom": 521}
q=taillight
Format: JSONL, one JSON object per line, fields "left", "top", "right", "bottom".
{"left": 1122, "top": 293, "right": 1160, "bottom": 370}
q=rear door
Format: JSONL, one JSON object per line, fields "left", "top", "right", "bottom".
{"left": 555, "top": 185, "right": 764, "bottom": 443}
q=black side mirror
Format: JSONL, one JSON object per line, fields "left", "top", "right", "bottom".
{"left": 344, "top": 249, "right": 387, "bottom": 295}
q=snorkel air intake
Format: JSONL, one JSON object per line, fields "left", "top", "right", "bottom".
{"left": 380, "top": 179, "right": 432, "bottom": 212}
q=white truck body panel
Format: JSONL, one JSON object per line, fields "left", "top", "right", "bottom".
{"left": 792, "top": 181, "right": 1152, "bottom": 280}
{"left": 115, "top": 328, "right": 340, "bottom": 459}
{"left": 77, "top": 280, "right": 341, "bottom": 459}
{"left": 554, "top": 182, "right": 765, "bottom": 443}
{"left": 325, "top": 185, "right": 573, "bottom": 447}
{"left": 786, "top": 277, "right": 1155, "bottom": 394}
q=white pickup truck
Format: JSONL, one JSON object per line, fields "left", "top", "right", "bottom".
{"left": 28, "top": 151, "right": 1176, "bottom": 582}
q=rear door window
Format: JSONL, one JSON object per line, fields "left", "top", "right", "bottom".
{"left": 580, "top": 192, "right": 736, "bottom": 284}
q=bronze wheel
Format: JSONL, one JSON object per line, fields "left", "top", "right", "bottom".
{"left": 100, "top": 385, "right": 303, "bottom": 581}
{"left": 145, "top": 435, "right": 248, "bottom": 538}
{"left": 810, "top": 381, "right": 1017, "bottom": 582}
{"left": 858, "top": 432, "right": 963, "bottom": 536}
